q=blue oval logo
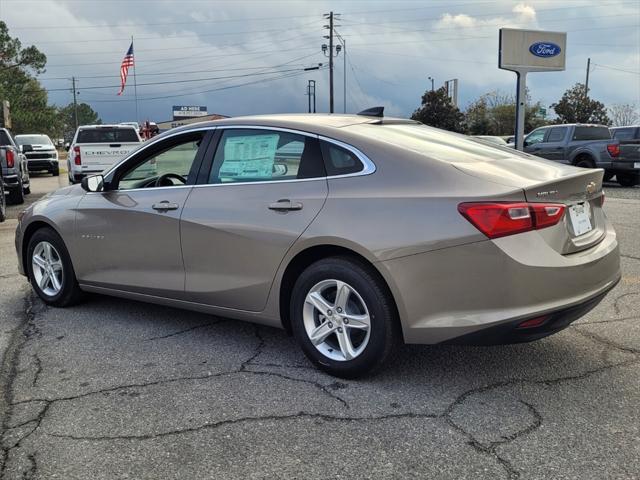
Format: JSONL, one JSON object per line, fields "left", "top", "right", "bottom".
{"left": 529, "top": 42, "right": 561, "bottom": 58}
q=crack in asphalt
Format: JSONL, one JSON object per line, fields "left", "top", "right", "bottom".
{"left": 0, "top": 293, "right": 38, "bottom": 479}
{"left": 620, "top": 254, "right": 640, "bottom": 261}
{"left": 576, "top": 315, "right": 640, "bottom": 326}
{"left": 3, "top": 291, "right": 639, "bottom": 480}
{"left": 142, "top": 319, "right": 225, "bottom": 342}
{"left": 613, "top": 292, "right": 640, "bottom": 315}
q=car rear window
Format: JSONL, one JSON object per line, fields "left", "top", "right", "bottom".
{"left": 77, "top": 128, "right": 139, "bottom": 143}
{"left": 572, "top": 126, "right": 611, "bottom": 141}
{"left": 0, "top": 130, "right": 12, "bottom": 146}
{"left": 611, "top": 127, "right": 637, "bottom": 140}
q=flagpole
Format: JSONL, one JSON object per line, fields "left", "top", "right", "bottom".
{"left": 132, "top": 35, "right": 139, "bottom": 123}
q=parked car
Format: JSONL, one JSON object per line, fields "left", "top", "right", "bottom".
{"left": 16, "top": 113, "right": 620, "bottom": 378}
{"left": 67, "top": 124, "right": 142, "bottom": 184}
{"left": 15, "top": 133, "right": 59, "bottom": 176}
{"left": 473, "top": 135, "right": 509, "bottom": 146}
{"left": 523, "top": 124, "right": 637, "bottom": 187}
{"left": 0, "top": 128, "right": 31, "bottom": 204}
{"left": 610, "top": 125, "right": 640, "bottom": 186}
{"left": 0, "top": 167, "right": 5, "bottom": 222}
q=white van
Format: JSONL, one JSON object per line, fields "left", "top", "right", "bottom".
{"left": 67, "top": 125, "right": 141, "bottom": 184}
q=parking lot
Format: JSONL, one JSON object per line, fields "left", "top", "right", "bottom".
{"left": 0, "top": 173, "right": 638, "bottom": 479}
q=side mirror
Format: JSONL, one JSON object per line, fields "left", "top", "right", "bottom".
{"left": 20, "top": 144, "right": 33, "bottom": 153}
{"left": 64, "top": 143, "right": 70, "bottom": 151}
{"left": 81, "top": 175, "right": 104, "bottom": 192}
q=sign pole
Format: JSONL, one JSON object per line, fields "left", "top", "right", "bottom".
{"left": 515, "top": 71, "right": 527, "bottom": 151}
{"left": 132, "top": 36, "right": 139, "bottom": 123}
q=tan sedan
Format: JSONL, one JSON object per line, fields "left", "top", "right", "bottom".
{"left": 15, "top": 113, "right": 620, "bottom": 377}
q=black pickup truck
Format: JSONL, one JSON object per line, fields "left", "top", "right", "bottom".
{"left": 1, "top": 128, "right": 31, "bottom": 204}
{"left": 610, "top": 126, "right": 640, "bottom": 186}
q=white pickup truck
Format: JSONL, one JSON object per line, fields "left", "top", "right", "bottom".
{"left": 67, "top": 125, "right": 142, "bottom": 184}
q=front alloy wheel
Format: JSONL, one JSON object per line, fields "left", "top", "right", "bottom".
{"left": 27, "top": 228, "right": 83, "bottom": 307}
{"left": 31, "top": 241, "right": 64, "bottom": 297}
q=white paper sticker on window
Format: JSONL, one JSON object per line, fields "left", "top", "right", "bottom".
{"left": 219, "top": 134, "right": 279, "bottom": 179}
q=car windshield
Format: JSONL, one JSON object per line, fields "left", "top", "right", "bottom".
{"left": 77, "top": 128, "right": 140, "bottom": 143}
{"left": 15, "top": 135, "right": 53, "bottom": 146}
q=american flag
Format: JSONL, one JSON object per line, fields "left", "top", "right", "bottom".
{"left": 117, "top": 42, "right": 135, "bottom": 95}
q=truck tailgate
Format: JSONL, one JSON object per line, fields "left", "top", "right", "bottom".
{"left": 79, "top": 143, "right": 139, "bottom": 169}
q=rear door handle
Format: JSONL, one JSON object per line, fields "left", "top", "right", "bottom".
{"left": 268, "top": 199, "right": 303, "bottom": 211}
{"left": 152, "top": 201, "right": 179, "bottom": 211}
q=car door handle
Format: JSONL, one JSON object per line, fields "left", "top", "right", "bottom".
{"left": 268, "top": 199, "right": 303, "bottom": 211}
{"left": 152, "top": 201, "right": 179, "bottom": 211}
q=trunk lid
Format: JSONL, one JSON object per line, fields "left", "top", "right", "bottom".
{"left": 452, "top": 155, "right": 606, "bottom": 254}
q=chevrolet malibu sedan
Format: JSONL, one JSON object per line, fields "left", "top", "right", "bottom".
{"left": 15, "top": 113, "right": 621, "bottom": 378}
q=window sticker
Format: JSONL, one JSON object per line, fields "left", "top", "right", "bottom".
{"left": 219, "top": 134, "right": 279, "bottom": 179}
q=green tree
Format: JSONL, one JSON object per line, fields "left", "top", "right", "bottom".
{"left": 465, "top": 90, "right": 549, "bottom": 135}
{"left": 551, "top": 83, "right": 610, "bottom": 125}
{"left": 57, "top": 103, "right": 102, "bottom": 139}
{"left": 0, "top": 21, "right": 58, "bottom": 135}
{"left": 411, "top": 86, "right": 465, "bottom": 133}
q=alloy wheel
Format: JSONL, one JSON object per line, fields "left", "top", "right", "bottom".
{"left": 303, "top": 279, "right": 371, "bottom": 361}
{"left": 31, "top": 241, "right": 64, "bottom": 297}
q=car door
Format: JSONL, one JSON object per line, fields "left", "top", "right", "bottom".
{"left": 523, "top": 128, "right": 548, "bottom": 157}
{"left": 539, "top": 126, "right": 568, "bottom": 163}
{"left": 73, "top": 129, "right": 212, "bottom": 298}
{"left": 180, "top": 127, "right": 329, "bottom": 311}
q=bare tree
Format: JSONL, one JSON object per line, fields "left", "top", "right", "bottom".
{"left": 608, "top": 103, "right": 639, "bottom": 127}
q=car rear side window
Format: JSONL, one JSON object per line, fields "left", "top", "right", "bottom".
{"left": 611, "top": 128, "right": 636, "bottom": 140}
{"left": 572, "top": 126, "right": 611, "bottom": 141}
{"left": 546, "top": 127, "right": 566, "bottom": 142}
{"left": 209, "top": 129, "right": 325, "bottom": 184}
{"left": 320, "top": 141, "right": 364, "bottom": 176}
{"left": 77, "top": 128, "right": 139, "bottom": 143}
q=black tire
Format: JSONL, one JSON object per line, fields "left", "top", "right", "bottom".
{"left": 603, "top": 171, "right": 615, "bottom": 182}
{"left": 290, "top": 256, "right": 399, "bottom": 378}
{"left": 52, "top": 166, "right": 60, "bottom": 176}
{"left": 574, "top": 157, "right": 595, "bottom": 169}
{"left": 617, "top": 173, "right": 640, "bottom": 187}
{"left": 26, "top": 228, "right": 83, "bottom": 307}
{"left": 8, "top": 177, "right": 24, "bottom": 205}
{"left": 23, "top": 184, "right": 30, "bottom": 195}
{"left": 0, "top": 182, "right": 6, "bottom": 223}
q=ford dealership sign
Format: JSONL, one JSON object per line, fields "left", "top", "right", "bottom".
{"left": 529, "top": 42, "right": 561, "bottom": 58}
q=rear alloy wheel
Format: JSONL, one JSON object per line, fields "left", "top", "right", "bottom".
{"left": 291, "top": 257, "right": 398, "bottom": 378}
{"left": 27, "top": 228, "right": 83, "bottom": 307}
{"left": 617, "top": 173, "right": 639, "bottom": 187}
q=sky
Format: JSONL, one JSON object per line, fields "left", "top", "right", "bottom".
{"left": 1, "top": 0, "right": 638, "bottom": 124}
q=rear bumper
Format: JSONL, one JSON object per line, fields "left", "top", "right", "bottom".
{"left": 380, "top": 222, "right": 620, "bottom": 345}
{"left": 2, "top": 174, "right": 20, "bottom": 189}
{"left": 609, "top": 161, "right": 640, "bottom": 174}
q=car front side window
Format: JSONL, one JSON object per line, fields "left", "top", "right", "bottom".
{"left": 117, "top": 132, "right": 205, "bottom": 190}
{"left": 525, "top": 129, "right": 546, "bottom": 146}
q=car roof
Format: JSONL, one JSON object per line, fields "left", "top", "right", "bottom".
{"left": 610, "top": 125, "right": 640, "bottom": 129}
{"left": 78, "top": 124, "right": 138, "bottom": 129}
{"left": 166, "top": 113, "right": 418, "bottom": 136}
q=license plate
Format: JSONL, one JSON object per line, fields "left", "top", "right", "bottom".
{"left": 634, "top": 162, "right": 640, "bottom": 169}
{"left": 568, "top": 202, "right": 592, "bottom": 236}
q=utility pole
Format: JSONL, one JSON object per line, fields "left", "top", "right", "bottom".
{"left": 343, "top": 38, "right": 346, "bottom": 113}
{"left": 72, "top": 76, "right": 79, "bottom": 130}
{"left": 585, "top": 57, "right": 591, "bottom": 96}
{"left": 428, "top": 76, "right": 435, "bottom": 91}
{"left": 322, "top": 12, "right": 341, "bottom": 113}
{"left": 306, "top": 80, "right": 316, "bottom": 113}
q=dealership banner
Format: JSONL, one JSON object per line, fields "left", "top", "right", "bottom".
{"left": 172, "top": 105, "right": 208, "bottom": 120}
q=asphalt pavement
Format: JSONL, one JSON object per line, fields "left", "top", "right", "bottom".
{"left": 0, "top": 174, "right": 638, "bottom": 479}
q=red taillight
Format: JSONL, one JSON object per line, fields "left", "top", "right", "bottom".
{"left": 73, "top": 146, "right": 81, "bottom": 165}
{"left": 458, "top": 202, "right": 566, "bottom": 239}
{"left": 6, "top": 149, "right": 15, "bottom": 168}
{"left": 607, "top": 144, "right": 619, "bottom": 157}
